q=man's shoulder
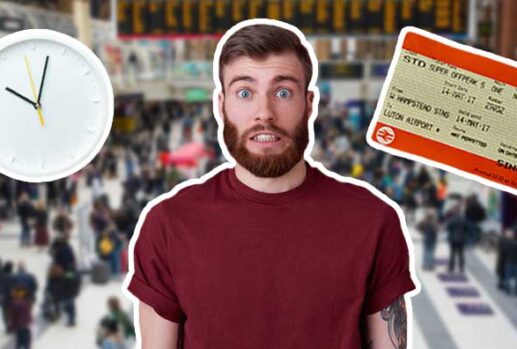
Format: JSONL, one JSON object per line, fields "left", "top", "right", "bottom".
{"left": 313, "top": 164, "right": 390, "bottom": 210}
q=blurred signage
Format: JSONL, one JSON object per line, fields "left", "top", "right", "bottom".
{"left": 371, "top": 62, "right": 391, "bottom": 77}
{"left": 117, "top": 0, "right": 469, "bottom": 38}
{"left": 185, "top": 88, "right": 211, "bottom": 102}
{"left": 319, "top": 62, "right": 363, "bottom": 79}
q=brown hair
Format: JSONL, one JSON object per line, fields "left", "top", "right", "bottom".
{"left": 219, "top": 24, "right": 313, "bottom": 91}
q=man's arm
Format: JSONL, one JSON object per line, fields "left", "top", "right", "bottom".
{"left": 363, "top": 296, "right": 408, "bottom": 349}
{"left": 139, "top": 301, "right": 179, "bottom": 349}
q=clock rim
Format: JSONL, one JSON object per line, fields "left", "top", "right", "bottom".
{"left": 0, "top": 29, "right": 114, "bottom": 183}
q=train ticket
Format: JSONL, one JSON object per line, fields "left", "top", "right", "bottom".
{"left": 367, "top": 27, "right": 517, "bottom": 195}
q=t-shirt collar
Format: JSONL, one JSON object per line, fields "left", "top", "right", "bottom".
{"left": 227, "top": 160, "right": 315, "bottom": 205}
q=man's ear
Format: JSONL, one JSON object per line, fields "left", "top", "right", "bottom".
{"left": 218, "top": 92, "right": 225, "bottom": 119}
{"left": 306, "top": 90, "right": 315, "bottom": 117}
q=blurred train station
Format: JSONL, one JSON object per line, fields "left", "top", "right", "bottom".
{"left": 0, "top": 1, "right": 516, "bottom": 348}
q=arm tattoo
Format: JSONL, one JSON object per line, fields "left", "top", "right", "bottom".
{"left": 380, "top": 296, "right": 407, "bottom": 349}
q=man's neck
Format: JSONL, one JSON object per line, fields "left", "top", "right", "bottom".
{"left": 234, "top": 159, "right": 307, "bottom": 194}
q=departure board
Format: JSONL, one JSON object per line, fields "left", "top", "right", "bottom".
{"left": 117, "top": 0, "right": 469, "bottom": 38}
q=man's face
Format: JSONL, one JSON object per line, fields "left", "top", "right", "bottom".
{"left": 219, "top": 52, "right": 314, "bottom": 177}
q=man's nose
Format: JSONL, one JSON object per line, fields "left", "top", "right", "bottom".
{"left": 254, "top": 95, "right": 275, "bottom": 122}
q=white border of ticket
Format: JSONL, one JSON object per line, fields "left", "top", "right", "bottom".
{"left": 366, "top": 26, "right": 517, "bottom": 196}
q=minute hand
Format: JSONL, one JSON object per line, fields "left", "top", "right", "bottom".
{"left": 37, "top": 55, "right": 49, "bottom": 106}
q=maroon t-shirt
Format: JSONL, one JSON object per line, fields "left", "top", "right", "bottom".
{"left": 127, "top": 161, "right": 416, "bottom": 348}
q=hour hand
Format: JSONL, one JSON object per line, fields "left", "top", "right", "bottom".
{"left": 5, "top": 87, "right": 37, "bottom": 109}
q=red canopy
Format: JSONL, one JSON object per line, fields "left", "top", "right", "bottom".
{"left": 160, "top": 142, "right": 213, "bottom": 168}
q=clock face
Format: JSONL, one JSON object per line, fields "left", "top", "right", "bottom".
{"left": 0, "top": 29, "right": 113, "bottom": 182}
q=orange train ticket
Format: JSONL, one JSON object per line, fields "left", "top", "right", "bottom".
{"left": 367, "top": 27, "right": 517, "bottom": 195}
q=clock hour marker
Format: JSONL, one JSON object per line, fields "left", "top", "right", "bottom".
{"left": 93, "top": 98, "right": 101, "bottom": 104}
{"left": 84, "top": 70, "right": 91, "bottom": 75}
{"left": 10, "top": 156, "right": 15, "bottom": 164}
{"left": 61, "top": 48, "right": 67, "bottom": 55}
{"left": 41, "top": 161, "right": 45, "bottom": 169}
{"left": 87, "top": 126, "right": 95, "bottom": 133}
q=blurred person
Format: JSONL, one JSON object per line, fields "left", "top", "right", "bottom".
{"left": 153, "top": 162, "right": 167, "bottom": 195}
{"left": 417, "top": 209, "right": 440, "bottom": 271}
{"left": 446, "top": 204, "right": 469, "bottom": 274}
{"left": 123, "top": 172, "right": 142, "bottom": 202}
{"left": 126, "top": 22, "right": 417, "bottom": 349}
{"left": 464, "top": 194, "right": 486, "bottom": 245}
{"left": 436, "top": 177, "right": 448, "bottom": 222}
{"left": 402, "top": 180, "right": 418, "bottom": 226}
{"left": 91, "top": 166, "right": 105, "bottom": 202}
{"left": 64, "top": 173, "right": 80, "bottom": 211}
{"left": 90, "top": 199, "right": 111, "bottom": 237}
{"left": 97, "top": 296, "right": 135, "bottom": 345}
{"left": 17, "top": 193, "right": 35, "bottom": 247}
{"left": 0, "top": 261, "right": 14, "bottom": 333}
{"left": 12, "top": 262, "right": 37, "bottom": 304}
{"left": 45, "top": 181, "right": 59, "bottom": 209}
{"left": 497, "top": 225, "right": 517, "bottom": 295}
{"left": 52, "top": 207, "right": 74, "bottom": 237}
{"left": 421, "top": 179, "right": 438, "bottom": 208}
{"left": 124, "top": 149, "right": 136, "bottom": 178}
{"left": 49, "top": 231, "right": 79, "bottom": 326}
{"left": 119, "top": 235, "right": 129, "bottom": 274}
{"left": 105, "top": 148, "right": 118, "bottom": 178}
{"left": 0, "top": 177, "right": 15, "bottom": 218}
{"left": 96, "top": 225, "right": 122, "bottom": 276}
{"left": 114, "top": 193, "right": 139, "bottom": 241}
{"left": 33, "top": 200, "right": 50, "bottom": 250}
{"left": 98, "top": 318, "right": 128, "bottom": 349}
{"left": 9, "top": 285, "right": 33, "bottom": 349}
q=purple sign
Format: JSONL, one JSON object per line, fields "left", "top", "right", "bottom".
{"left": 446, "top": 287, "right": 480, "bottom": 298}
{"left": 438, "top": 273, "right": 469, "bottom": 282}
{"left": 457, "top": 303, "right": 494, "bottom": 315}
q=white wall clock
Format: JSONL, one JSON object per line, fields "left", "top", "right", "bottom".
{"left": 0, "top": 29, "right": 113, "bottom": 182}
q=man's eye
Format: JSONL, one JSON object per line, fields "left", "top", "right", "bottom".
{"left": 237, "top": 89, "right": 251, "bottom": 99}
{"left": 276, "top": 89, "right": 291, "bottom": 98}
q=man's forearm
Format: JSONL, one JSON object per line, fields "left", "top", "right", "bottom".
{"left": 363, "top": 296, "right": 408, "bottom": 349}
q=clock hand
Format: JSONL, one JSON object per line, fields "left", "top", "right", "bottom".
{"left": 24, "top": 55, "right": 45, "bottom": 127}
{"left": 5, "top": 87, "right": 38, "bottom": 109}
{"left": 37, "top": 55, "right": 49, "bottom": 106}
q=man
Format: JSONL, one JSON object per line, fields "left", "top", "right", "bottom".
{"left": 48, "top": 231, "right": 80, "bottom": 326}
{"left": 12, "top": 262, "right": 38, "bottom": 303}
{"left": 125, "top": 20, "right": 417, "bottom": 349}
{"left": 445, "top": 203, "right": 469, "bottom": 274}
{"left": 17, "top": 192, "right": 35, "bottom": 247}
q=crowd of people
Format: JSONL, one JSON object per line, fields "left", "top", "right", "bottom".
{"left": 0, "top": 97, "right": 515, "bottom": 348}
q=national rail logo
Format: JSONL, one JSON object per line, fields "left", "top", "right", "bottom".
{"left": 375, "top": 126, "right": 396, "bottom": 145}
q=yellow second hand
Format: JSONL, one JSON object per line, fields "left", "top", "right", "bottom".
{"left": 24, "top": 55, "right": 45, "bottom": 127}
{"left": 36, "top": 108, "right": 45, "bottom": 126}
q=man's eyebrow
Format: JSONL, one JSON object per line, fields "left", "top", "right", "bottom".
{"left": 228, "top": 75, "right": 256, "bottom": 88}
{"left": 272, "top": 75, "right": 301, "bottom": 86}
{"left": 227, "top": 75, "right": 302, "bottom": 89}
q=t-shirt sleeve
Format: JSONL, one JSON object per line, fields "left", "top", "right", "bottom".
{"left": 126, "top": 205, "right": 184, "bottom": 323}
{"left": 363, "top": 204, "right": 416, "bottom": 315}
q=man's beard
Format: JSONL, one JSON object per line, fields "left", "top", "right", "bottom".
{"left": 222, "top": 105, "right": 309, "bottom": 178}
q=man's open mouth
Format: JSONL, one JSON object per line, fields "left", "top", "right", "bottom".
{"left": 249, "top": 133, "right": 281, "bottom": 142}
